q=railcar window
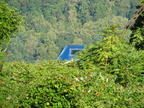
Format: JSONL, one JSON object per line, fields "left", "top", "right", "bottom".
{"left": 70, "top": 49, "right": 81, "bottom": 55}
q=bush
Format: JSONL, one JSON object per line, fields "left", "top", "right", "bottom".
{"left": 0, "top": 60, "right": 144, "bottom": 107}
{"left": 0, "top": 25, "right": 143, "bottom": 107}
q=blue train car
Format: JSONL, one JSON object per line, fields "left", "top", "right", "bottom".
{"left": 57, "top": 45, "right": 84, "bottom": 61}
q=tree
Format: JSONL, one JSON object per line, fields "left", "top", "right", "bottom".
{"left": 0, "top": 0, "right": 23, "bottom": 70}
{"left": 5, "top": 0, "right": 141, "bottom": 62}
{"left": 130, "top": 1, "right": 144, "bottom": 50}
{"left": 0, "top": 0, "right": 23, "bottom": 48}
{"left": 73, "top": 25, "right": 144, "bottom": 89}
{"left": 72, "top": 37, "right": 83, "bottom": 45}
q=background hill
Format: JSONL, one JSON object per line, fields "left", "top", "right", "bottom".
{"left": 5, "top": 0, "right": 140, "bottom": 63}
{"left": 0, "top": 1, "right": 144, "bottom": 107}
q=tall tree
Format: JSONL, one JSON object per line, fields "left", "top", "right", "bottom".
{"left": 130, "top": 1, "right": 144, "bottom": 49}
{"left": 4, "top": 0, "right": 141, "bottom": 62}
{"left": 0, "top": 0, "right": 23, "bottom": 69}
{"left": 0, "top": 0, "right": 23, "bottom": 51}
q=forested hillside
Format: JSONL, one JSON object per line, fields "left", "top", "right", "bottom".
{"left": 5, "top": 0, "right": 140, "bottom": 62}
{"left": 1, "top": 0, "right": 144, "bottom": 107}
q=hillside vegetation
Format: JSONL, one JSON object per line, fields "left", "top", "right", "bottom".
{"left": 0, "top": 0, "right": 144, "bottom": 107}
{"left": 1, "top": 43, "right": 144, "bottom": 107}
{"left": 5, "top": 0, "right": 140, "bottom": 62}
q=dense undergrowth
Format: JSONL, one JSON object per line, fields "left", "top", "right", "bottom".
{"left": 0, "top": 45, "right": 144, "bottom": 107}
{"left": 1, "top": 0, "right": 144, "bottom": 107}
{"left": 0, "top": 59, "right": 143, "bottom": 108}
{"left": 0, "top": 26, "right": 144, "bottom": 108}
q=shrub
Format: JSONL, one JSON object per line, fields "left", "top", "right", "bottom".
{"left": 0, "top": 25, "right": 143, "bottom": 108}
{"left": 0, "top": 60, "right": 144, "bottom": 107}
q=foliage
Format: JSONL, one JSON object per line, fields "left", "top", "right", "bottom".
{"left": 130, "top": 2, "right": 144, "bottom": 50}
{"left": 0, "top": 25, "right": 144, "bottom": 107}
{"left": 0, "top": 0, "right": 23, "bottom": 50}
{"left": 0, "top": 0, "right": 23, "bottom": 71}
{"left": 72, "top": 25, "right": 144, "bottom": 87}
{"left": 1, "top": 1, "right": 143, "bottom": 107}
{"left": 4, "top": 0, "right": 140, "bottom": 62}
{"left": 0, "top": 58, "right": 143, "bottom": 107}
{"left": 0, "top": 61, "right": 91, "bottom": 107}
{"left": 140, "top": 0, "right": 144, "bottom": 3}
{"left": 130, "top": 28, "right": 144, "bottom": 49}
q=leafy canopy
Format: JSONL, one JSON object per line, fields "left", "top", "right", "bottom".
{"left": 0, "top": 0, "right": 23, "bottom": 52}
{"left": 0, "top": 0, "right": 23, "bottom": 71}
{"left": 130, "top": 2, "right": 144, "bottom": 50}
